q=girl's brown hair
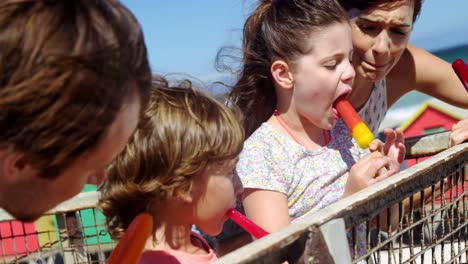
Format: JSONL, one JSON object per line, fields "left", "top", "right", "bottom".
{"left": 224, "top": 0, "right": 349, "bottom": 137}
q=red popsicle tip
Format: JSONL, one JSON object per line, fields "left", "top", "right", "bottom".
{"left": 227, "top": 209, "right": 269, "bottom": 239}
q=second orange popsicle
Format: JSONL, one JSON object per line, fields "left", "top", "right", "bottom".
{"left": 108, "top": 212, "right": 153, "bottom": 264}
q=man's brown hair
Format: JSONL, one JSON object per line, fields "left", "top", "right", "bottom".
{"left": 0, "top": 0, "right": 152, "bottom": 177}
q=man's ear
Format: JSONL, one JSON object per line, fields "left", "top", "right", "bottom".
{"left": 271, "top": 60, "right": 294, "bottom": 89}
{"left": 0, "top": 149, "right": 32, "bottom": 183}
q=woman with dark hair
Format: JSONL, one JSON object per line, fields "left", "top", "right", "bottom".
{"left": 338, "top": 0, "right": 468, "bottom": 140}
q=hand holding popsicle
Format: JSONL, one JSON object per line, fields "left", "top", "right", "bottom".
{"left": 108, "top": 213, "right": 153, "bottom": 264}
{"left": 227, "top": 209, "right": 269, "bottom": 239}
{"left": 334, "top": 97, "right": 374, "bottom": 149}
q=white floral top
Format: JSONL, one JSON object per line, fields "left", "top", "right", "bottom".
{"left": 237, "top": 120, "right": 368, "bottom": 256}
{"left": 238, "top": 121, "right": 366, "bottom": 219}
{"left": 358, "top": 79, "right": 388, "bottom": 134}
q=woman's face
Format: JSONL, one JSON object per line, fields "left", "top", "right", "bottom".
{"left": 350, "top": 0, "right": 414, "bottom": 82}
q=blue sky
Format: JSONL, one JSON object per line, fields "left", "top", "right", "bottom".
{"left": 121, "top": 0, "right": 468, "bottom": 82}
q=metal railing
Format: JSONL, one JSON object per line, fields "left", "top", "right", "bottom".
{"left": 0, "top": 132, "right": 466, "bottom": 264}
{"left": 219, "top": 133, "right": 468, "bottom": 263}
{"left": 0, "top": 192, "right": 114, "bottom": 264}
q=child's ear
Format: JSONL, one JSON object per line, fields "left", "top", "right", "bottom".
{"left": 271, "top": 60, "right": 294, "bottom": 89}
{"left": 174, "top": 188, "right": 193, "bottom": 204}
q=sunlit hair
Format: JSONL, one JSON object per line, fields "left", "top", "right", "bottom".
{"left": 338, "top": 0, "right": 422, "bottom": 22}
{"left": 0, "top": 0, "right": 151, "bottom": 177}
{"left": 223, "top": 0, "right": 349, "bottom": 137}
{"left": 99, "top": 76, "right": 245, "bottom": 239}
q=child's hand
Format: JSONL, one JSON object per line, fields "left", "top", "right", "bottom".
{"left": 342, "top": 128, "right": 405, "bottom": 198}
{"left": 369, "top": 128, "right": 405, "bottom": 176}
{"left": 450, "top": 118, "right": 468, "bottom": 147}
{"left": 342, "top": 151, "right": 391, "bottom": 198}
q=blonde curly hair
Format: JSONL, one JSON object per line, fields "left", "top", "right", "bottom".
{"left": 98, "top": 76, "right": 245, "bottom": 239}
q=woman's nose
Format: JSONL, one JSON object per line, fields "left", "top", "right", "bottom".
{"left": 372, "top": 31, "right": 391, "bottom": 58}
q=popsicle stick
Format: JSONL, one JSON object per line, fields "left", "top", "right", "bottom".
{"left": 227, "top": 209, "right": 269, "bottom": 239}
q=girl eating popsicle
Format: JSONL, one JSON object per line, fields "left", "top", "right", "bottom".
{"left": 219, "top": 0, "right": 406, "bottom": 258}
{"left": 98, "top": 76, "right": 245, "bottom": 263}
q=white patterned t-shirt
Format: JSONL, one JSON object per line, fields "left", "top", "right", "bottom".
{"left": 237, "top": 121, "right": 367, "bottom": 220}
{"left": 358, "top": 79, "right": 388, "bottom": 134}
{"left": 237, "top": 121, "right": 368, "bottom": 256}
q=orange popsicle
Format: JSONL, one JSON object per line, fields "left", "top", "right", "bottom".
{"left": 108, "top": 213, "right": 153, "bottom": 264}
{"left": 227, "top": 209, "right": 269, "bottom": 239}
{"left": 452, "top": 58, "right": 468, "bottom": 91}
{"left": 334, "top": 97, "right": 374, "bottom": 149}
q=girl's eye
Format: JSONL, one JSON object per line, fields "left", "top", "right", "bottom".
{"left": 324, "top": 62, "right": 338, "bottom": 70}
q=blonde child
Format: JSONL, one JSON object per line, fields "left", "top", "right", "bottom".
{"left": 224, "top": 0, "right": 406, "bottom": 257}
{"left": 99, "top": 76, "right": 244, "bottom": 263}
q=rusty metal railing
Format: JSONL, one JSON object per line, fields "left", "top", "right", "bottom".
{"left": 218, "top": 135, "right": 468, "bottom": 263}
{"left": 0, "top": 191, "right": 114, "bottom": 264}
